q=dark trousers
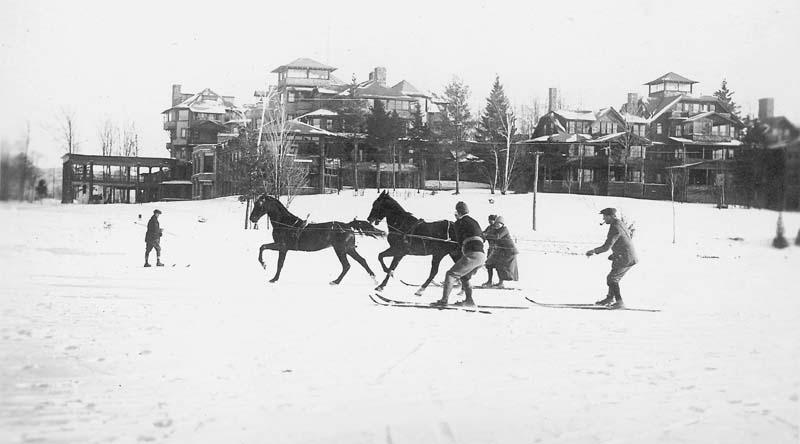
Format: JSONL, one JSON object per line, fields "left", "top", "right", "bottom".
{"left": 145, "top": 240, "right": 161, "bottom": 262}
{"left": 607, "top": 263, "right": 633, "bottom": 300}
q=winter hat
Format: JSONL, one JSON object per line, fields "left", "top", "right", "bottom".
{"left": 154, "top": 209, "right": 162, "bottom": 215}
{"left": 495, "top": 216, "right": 505, "bottom": 225}
{"left": 599, "top": 208, "right": 617, "bottom": 217}
{"left": 455, "top": 201, "right": 469, "bottom": 215}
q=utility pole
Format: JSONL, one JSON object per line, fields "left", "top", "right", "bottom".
{"left": 532, "top": 151, "right": 541, "bottom": 230}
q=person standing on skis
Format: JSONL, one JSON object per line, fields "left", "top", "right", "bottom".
{"left": 433, "top": 201, "right": 486, "bottom": 307}
{"left": 585, "top": 208, "right": 637, "bottom": 308}
{"left": 144, "top": 209, "right": 164, "bottom": 267}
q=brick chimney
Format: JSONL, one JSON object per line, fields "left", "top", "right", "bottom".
{"left": 627, "top": 93, "right": 639, "bottom": 112}
{"left": 172, "top": 84, "right": 183, "bottom": 106}
{"left": 370, "top": 67, "right": 387, "bottom": 87}
{"left": 758, "top": 98, "right": 774, "bottom": 121}
{"left": 548, "top": 87, "right": 559, "bottom": 112}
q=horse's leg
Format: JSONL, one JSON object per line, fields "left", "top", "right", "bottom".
{"left": 270, "top": 248, "right": 288, "bottom": 283}
{"left": 347, "top": 246, "right": 377, "bottom": 283}
{"left": 258, "top": 242, "right": 281, "bottom": 269}
{"left": 377, "top": 246, "right": 399, "bottom": 273}
{"left": 415, "top": 253, "right": 446, "bottom": 296}
{"left": 376, "top": 254, "right": 403, "bottom": 291}
{"left": 330, "top": 245, "right": 351, "bottom": 285}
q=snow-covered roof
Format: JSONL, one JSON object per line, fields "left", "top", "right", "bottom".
{"left": 554, "top": 110, "right": 596, "bottom": 122}
{"left": 391, "top": 80, "right": 427, "bottom": 97}
{"left": 647, "top": 95, "right": 684, "bottom": 123}
{"left": 591, "top": 132, "right": 628, "bottom": 143}
{"left": 271, "top": 57, "right": 336, "bottom": 73}
{"left": 298, "top": 109, "right": 338, "bottom": 119}
{"left": 669, "top": 137, "right": 742, "bottom": 146}
{"left": 316, "top": 87, "right": 341, "bottom": 95}
{"left": 164, "top": 88, "right": 236, "bottom": 114}
{"left": 644, "top": 72, "right": 697, "bottom": 85}
{"left": 622, "top": 113, "right": 648, "bottom": 124}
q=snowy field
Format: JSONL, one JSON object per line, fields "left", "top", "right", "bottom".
{"left": 1, "top": 190, "right": 798, "bottom": 443}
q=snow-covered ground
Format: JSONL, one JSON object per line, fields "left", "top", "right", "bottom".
{"left": 1, "top": 190, "right": 798, "bottom": 443}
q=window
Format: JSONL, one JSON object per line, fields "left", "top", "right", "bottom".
{"left": 656, "top": 123, "right": 662, "bottom": 135}
{"left": 582, "top": 145, "right": 595, "bottom": 157}
{"left": 630, "top": 171, "right": 642, "bottom": 182}
{"left": 288, "top": 92, "right": 296, "bottom": 103}
{"left": 568, "top": 121, "right": 576, "bottom": 133}
{"left": 180, "top": 128, "right": 188, "bottom": 138}
{"left": 288, "top": 68, "right": 306, "bottom": 78}
{"left": 674, "top": 125, "right": 683, "bottom": 137}
{"left": 312, "top": 118, "right": 321, "bottom": 128}
{"left": 691, "top": 103, "right": 699, "bottom": 114}
{"left": 308, "top": 69, "right": 329, "bottom": 80}
{"left": 710, "top": 104, "right": 716, "bottom": 112}
{"left": 203, "top": 154, "right": 214, "bottom": 173}
{"left": 178, "top": 110, "right": 189, "bottom": 121}
{"left": 579, "top": 169, "right": 593, "bottom": 183}
{"left": 630, "top": 146, "right": 645, "bottom": 158}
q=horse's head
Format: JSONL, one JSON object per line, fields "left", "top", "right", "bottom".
{"left": 367, "top": 190, "right": 395, "bottom": 225}
{"left": 249, "top": 194, "right": 279, "bottom": 223}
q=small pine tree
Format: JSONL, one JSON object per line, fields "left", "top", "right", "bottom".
{"left": 714, "top": 79, "right": 740, "bottom": 117}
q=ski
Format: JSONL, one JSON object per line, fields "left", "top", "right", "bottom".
{"left": 524, "top": 297, "right": 660, "bottom": 313}
{"left": 400, "top": 280, "right": 521, "bottom": 291}
{"left": 373, "top": 293, "right": 528, "bottom": 311}
{"left": 369, "top": 294, "right": 491, "bottom": 314}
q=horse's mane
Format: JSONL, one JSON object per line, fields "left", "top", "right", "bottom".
{"left": 263, "top": 195, "right": 304, "bottom": 226}
{"left": 381, "top": 194, "right": 416, "bottom": 220}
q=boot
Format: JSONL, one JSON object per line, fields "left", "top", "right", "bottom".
{"left": 608, "top": 299, "right": 625, "bottom": 309}
{"left": 156, "top": 260, "right": 164, "bottom": 267}
{"left": 144, "top": 262, "right": 151, "bottom": 268}
{"left": 455, "top": 282, "right": 475, "bottom": 307}
{"left": 595, "top": 295, "right": 614, "bottom": 306}
{"left": 434, "top": 278, "right": 454, "bottom": 306}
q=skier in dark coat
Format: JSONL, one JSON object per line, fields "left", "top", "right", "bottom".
{"left": 586, "top": 208, "right": 637, "bottom": 308}
{"left": 433, "top": 201, "right": 486, "bottom": 307}
{"left": 144, "top": 209, "right": 164, "bottom": 267}
{"left": 482, "top": 215, "right": 518, "bottom": 288}
{"left": 481, "top": 214, "right": 498, "bottom": 285}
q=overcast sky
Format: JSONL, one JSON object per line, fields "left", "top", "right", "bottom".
{"left": 1, "top": 0, "right": 798, "bottom": 167}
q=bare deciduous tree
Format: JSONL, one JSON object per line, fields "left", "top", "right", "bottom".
{"left": 56, "top": 108, "right": 80, "bottom": 154}
{"left": 121, "top": 121, "right": 139, "bottom": 157}
{"left": 98, "top": 117, "right": 119, "bottom": 156}
{"left": 254, "top": 89, "right": 309, "bottom": 206}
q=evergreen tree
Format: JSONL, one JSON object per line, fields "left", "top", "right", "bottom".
{"left": 366, "top": 100, "right": 404, "bottom": 189}
{"left": 714, "top": 79, "right": 740, "bottom": 117}
{"left": 407, "top": 103, "right": 432, "bottom": 190}
{"left": 440, "top": 77, "right": 474, "bottom": 194}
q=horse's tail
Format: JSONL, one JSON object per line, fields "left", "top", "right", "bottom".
{"left": 347, "top": 219, "right": 385, "bottom": 238}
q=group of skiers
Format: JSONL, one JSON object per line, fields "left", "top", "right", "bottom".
{"left": 433, "top": 201, "right": 636, "bottom": 309}
{"left": 144, "top": 201, "right": 637, "bottom": 309}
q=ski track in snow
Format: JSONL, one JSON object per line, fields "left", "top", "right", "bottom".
{"left": 0, "top": 192, "right": 799, "bottom": 444}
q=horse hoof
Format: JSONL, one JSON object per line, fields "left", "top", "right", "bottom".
{"left": 269, "top": 279, "right": 278, "bottom": 283}
{"left": 414, "top": 289, "right": 424, "bottom": 297}
{"left": 375, "top": 286, "right": 384, "bottom": 292}
{"left": 329, "top": 281, "right": 340, "bottom": 286}
{"left": 370, "top": 275, "right": 379, "bottom": 285}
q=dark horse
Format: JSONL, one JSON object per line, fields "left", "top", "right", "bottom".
{"left": 367, "top": 191, "right": 461, "bottom": 294}
{"left": 249, "top": 194, "right": 383, "bottom": 284}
